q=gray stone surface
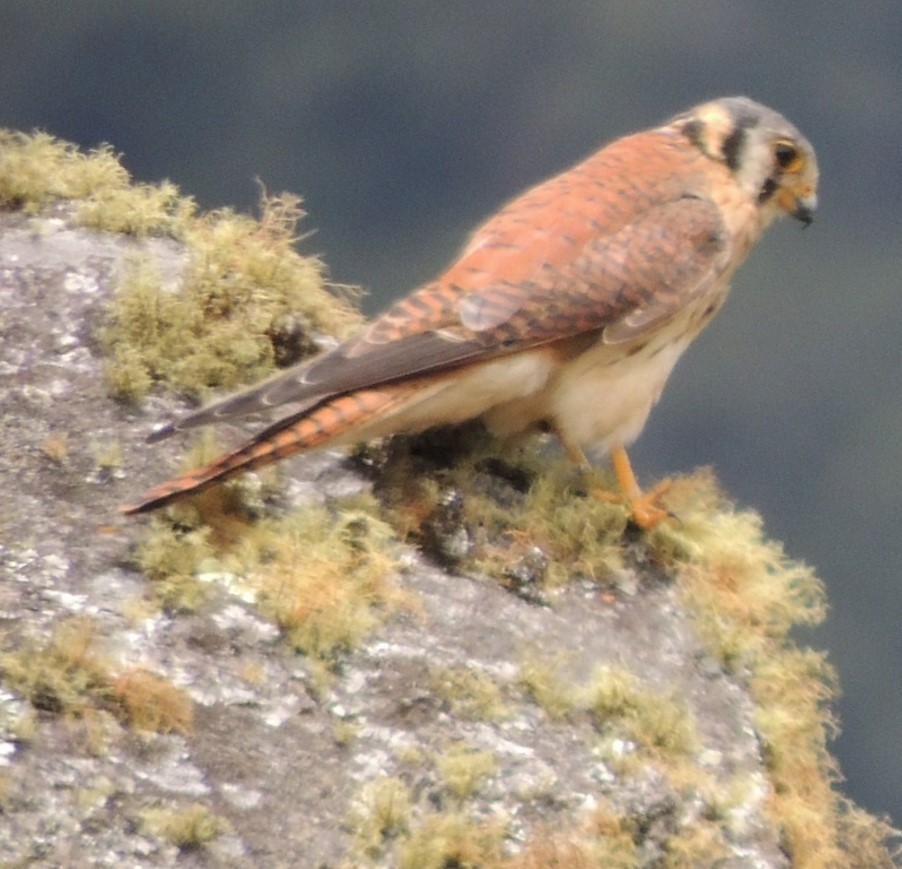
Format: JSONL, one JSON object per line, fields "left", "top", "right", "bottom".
{"left": 0, "top": 209, "right": 793, "bottom": 867}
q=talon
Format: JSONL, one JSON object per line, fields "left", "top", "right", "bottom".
{"left": 592, "top": 477, "right": 673, "bottom": 529}
{"left": 608, "top": 446, "right": 675, "bottom": 531}
{"left": 626, "top": 479, "right": 674, "bottom": 530}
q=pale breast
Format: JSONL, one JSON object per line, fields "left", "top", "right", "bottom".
{"left": 548, "top": 328, "right": 694, "bottom": 453}
{"left": 490, "top": 292, "right": 728, "bottom": 455}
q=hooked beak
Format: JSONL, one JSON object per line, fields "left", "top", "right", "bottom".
{"left": 777, "top": 186, "right": 817, "bottom": 227}
{"left": 792, "top": 193, "right": 817, "bottom": 227}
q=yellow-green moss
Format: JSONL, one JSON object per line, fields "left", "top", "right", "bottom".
{"left": 79, "top": 179, "right": 196, "bottom": 237}
{"left": 136, "top": 482, "right": 407, "bottom": 664}
{"left": 436, "top": 741, "right": 497, "bottom": 802}
{"left": 657, "top": 470, "right": 898, "bottom": 867}
{"left": 90, "top": 439, "right": 124, "bottom": 473}
{"left": 518, "top": 656, "right": 696, "bottom": 762}
{"left": 0, "top": 617, "right": 110, "bottom": 718}
{"left": 0, "top": 131, "right": 128, "bottom": 214}
{"left": 397, "top": 812, "right": 507, "bottom": 869}
{"left": 239, "top": 496, "right": 406, "bottom": 662}
{"left": 583, "top": 664, "right": 697, "bottom": 758}
{"left": 511, "top": 465, "right": 628, "bottom": 587}
{"left": 134, "top": 517, "right": 215, "bottom": 613}
{"left": 0, "top": 128, "right": 362, "bottom": 403}
{"left": 101, "top": 192, "right": 362, "bottom": 403}
{"left": 139, "top": 802, "right": 228, "bottom": 849}
{"left": 0, "top": 129, "right": 195, "bottom": 236}
{"left": 653, "top": 472, "right": 826, "bottom": 670}
{"left": 347, "top": 774, "right": 507, "bottom": 869}
{"left": 348, "top": 776, "right": 414, "bottom": 860}
{"left": 517, "top": 652, "right": 580, "bottom": 720}
{"left": 0, "top": 616, "right": 193, "bottom": 741}
{"left": 430, "top": 663, "right": 509, "bottom": 722}
{"left": 347, "top": 781, "right": 643, "bottom": 869}
{"left": 368, "top": 429, "right": 628, "bottom": 592}
{"left": 333, "top": 718, "right": 361, "bottom": 747}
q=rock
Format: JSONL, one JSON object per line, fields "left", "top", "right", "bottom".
{"left": 0, "top": 191, "right": 895, "bottom": 868}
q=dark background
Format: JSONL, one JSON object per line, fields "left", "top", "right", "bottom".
{"left": 3, "top": 2, "right": 900, "bottom": 827}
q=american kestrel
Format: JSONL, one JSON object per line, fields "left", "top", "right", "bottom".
{"left": 123, "top": 96, "right": 818, "bottom": 525}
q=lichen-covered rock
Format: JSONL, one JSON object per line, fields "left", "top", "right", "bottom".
{"left": 0, "top": 143, "right": 896, "bottom": 867}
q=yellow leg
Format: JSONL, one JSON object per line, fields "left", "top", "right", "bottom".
{"left": 553, "top": 427, "right": 671, "bottom": 530}
{"left": 609, "top": 445, "right": 672, "bottom": 530}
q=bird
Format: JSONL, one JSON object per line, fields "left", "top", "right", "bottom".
{"left": 121, "top": 96, "right": 818, "bottom": 526}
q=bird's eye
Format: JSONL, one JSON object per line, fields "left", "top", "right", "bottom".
{"left": 773, "top": 140, "right": 802, "bottom": 172}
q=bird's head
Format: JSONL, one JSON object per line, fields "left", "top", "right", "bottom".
{"left": 671, "top": 96, "right": 818, "bottom": 227}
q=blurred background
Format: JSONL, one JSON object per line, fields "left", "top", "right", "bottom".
{"left": 2, "top": 2, "right": 899, "bottom": 827}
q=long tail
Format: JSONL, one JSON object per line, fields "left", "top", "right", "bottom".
{"left": 121, "top": 385, "right": 422, "bottom": 515}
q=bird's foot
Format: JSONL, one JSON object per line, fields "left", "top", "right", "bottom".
{"left": 603, "top": 445, "right": 676, "bottom": 531}
{"left": 593, "top": 477, "right": 674, "bottom": 530}
{"left": 557, "top": 437, "right": 676, "bottom": 531}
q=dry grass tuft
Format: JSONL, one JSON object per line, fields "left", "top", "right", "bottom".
{"left": 0, "top": 617, "right": 194, "bottom": 746}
